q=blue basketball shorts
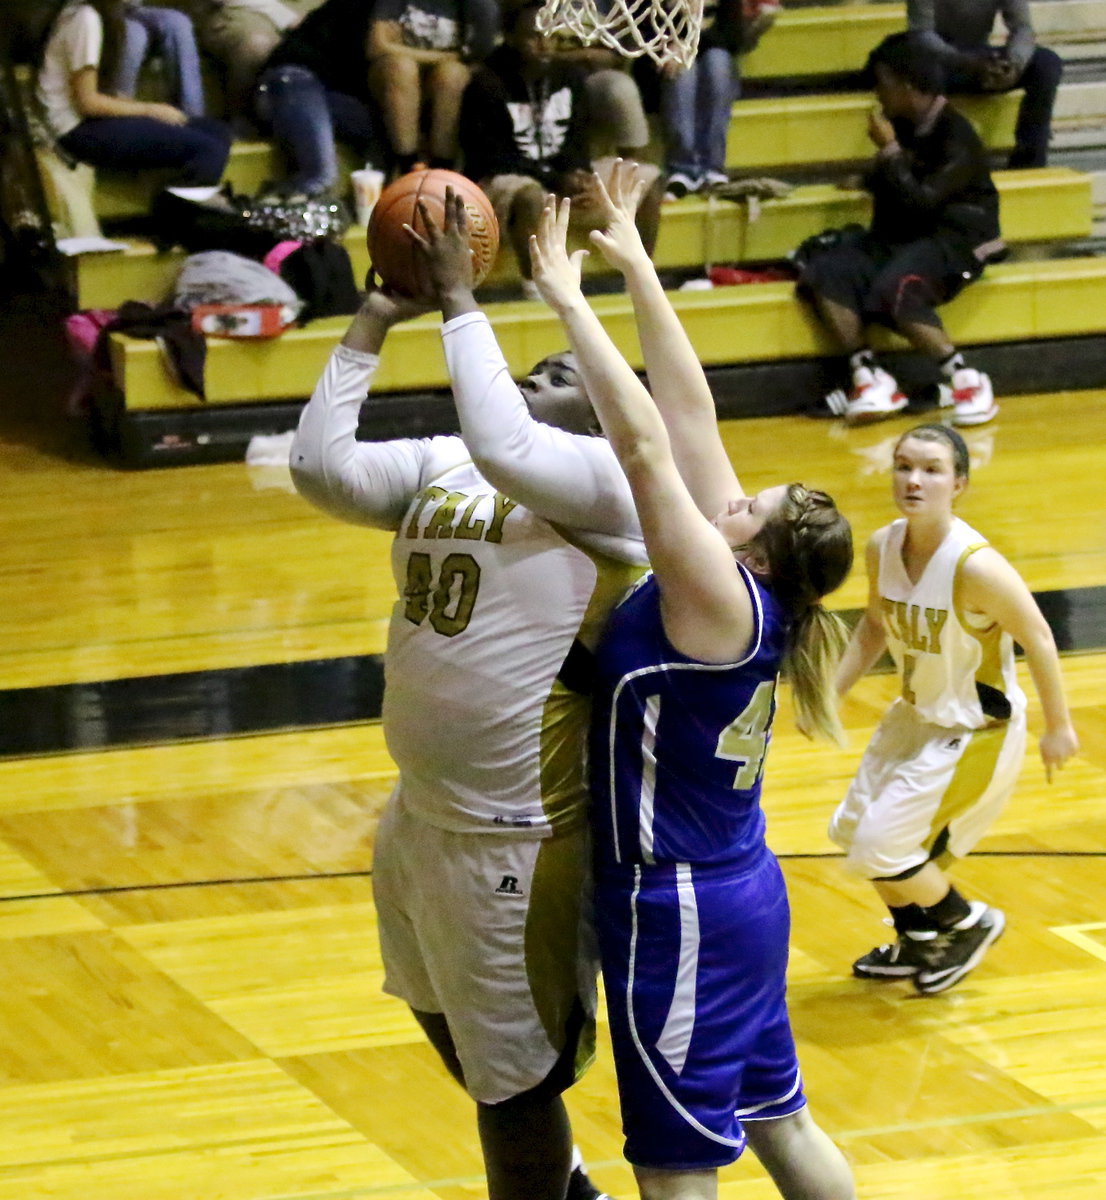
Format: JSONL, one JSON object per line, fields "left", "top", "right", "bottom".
{"left": 595, "top": 847, "right": 806, "bottom": 1170}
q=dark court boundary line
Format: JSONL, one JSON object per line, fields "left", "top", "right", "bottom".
{"left": 3, "top": 850, "right": 1104, "bottom": 906}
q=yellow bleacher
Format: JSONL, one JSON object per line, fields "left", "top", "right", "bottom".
{"left": 72, "top": 167, "right": 1094, "bottom": 310}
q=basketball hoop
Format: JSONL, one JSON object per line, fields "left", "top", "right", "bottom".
{"left": 536, "top": 0, "right": 704, "bottom": 72}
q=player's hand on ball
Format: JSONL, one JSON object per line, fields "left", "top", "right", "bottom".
{"left": 405, "top": 189, "right": 476, "bottom": 299}
{"left": 359, "top": 274, "right": 433, "bottom": 325}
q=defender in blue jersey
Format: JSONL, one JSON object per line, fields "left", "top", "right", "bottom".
{"left": 529, "top": 166, "right": 858, "bottom": 1200}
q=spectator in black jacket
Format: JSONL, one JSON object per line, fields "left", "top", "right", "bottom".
{"left": 800, "top": 32, "right": 1005, "bottom": 427}
{"left": 907, "top": 0, "right": 1062, "bottom": 168}
{"left": 460, "top": 1, "right": 661, "bottom": 297}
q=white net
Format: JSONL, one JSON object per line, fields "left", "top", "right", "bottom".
{"left": 536, "top": 0, "right": 704, "bottom": 71}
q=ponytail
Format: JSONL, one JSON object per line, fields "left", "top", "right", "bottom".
{"left": 745, "top": 483, "right": 854, "bottom": 743}
{"left": 782, "top": 602, "right": 849, "bottom": 744}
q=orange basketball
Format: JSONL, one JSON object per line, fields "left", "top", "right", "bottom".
{"left": 367, "top": 169, "right": 500, "bottom": 299}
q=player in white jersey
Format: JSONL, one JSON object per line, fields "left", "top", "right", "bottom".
{"left": 831, "top": 424, "right": 1079, "bottom": 994}
{"left": 290, "top": 267, "right": 644, "bottom": 1200}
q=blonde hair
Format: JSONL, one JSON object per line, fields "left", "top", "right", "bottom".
{"left": 746, "top": 484, "right": 853, "bottom": 744}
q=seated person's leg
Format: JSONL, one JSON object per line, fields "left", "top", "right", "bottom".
{"left": 660, "top": 58, "right": 703, "bottom": 195}
{"left": 255, "top": 64, "right": 340, "bottom": 196}
{"left": 583, "top": 68, "right": 651, "bottom": 160}
{"left": 486, "top": 175, "right": 546, "bottom": 284}
{"left": 132, "top": 5, "right": 207, "bottom": 117}
{"left": 426, "top": 58, "right": 470, "bottom": 169}
{"left": 113, "top": 13, "right": 151, "bottom": 99}
{"left": 326, "top": 91, "right": 389, "bottom": 174}
{"left": 194, "top": 4, "right": 283, "bottom": 128}
{"left": 698, "top": 45, "right": 738, "bottom": 187}
{"left": 1008, "top": 46, "right": 1063, "bottom": 168}
{"left": 368, "top": 53, "right": 422, "bottom": 173}
{"left": 58, "top": 114, "right": 228, "bottom": 185}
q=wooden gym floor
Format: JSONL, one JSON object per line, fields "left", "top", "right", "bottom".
{"left": 1, "top": 290, "right": 1105, "bottom": 1198}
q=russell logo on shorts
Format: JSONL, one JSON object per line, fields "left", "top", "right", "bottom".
{"left": 494, "top": 875, "right": 526, "bottom": 896}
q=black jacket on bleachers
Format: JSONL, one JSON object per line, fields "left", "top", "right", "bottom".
{"left": 867, "top": 99, "right": 1001, "bottom": 256}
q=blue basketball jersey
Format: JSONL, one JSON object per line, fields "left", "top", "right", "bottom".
{"left": 590, "top": 564, "right": 790, "bottom": 868}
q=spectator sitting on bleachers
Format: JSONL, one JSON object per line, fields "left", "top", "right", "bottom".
{"left": 36, "top": 0, "right": 231, "bottom": 185}
{"left": 799, "top": 32, "right": 1004, "bottom": 429}
{"left": 501, "top": 0, "right": 654, "bottom": 163}
{"left": 174, "top": 0, "right": 325, "bottom": 135}
{"left": 114, "top": 1, "right": 206, "bottom": 117}
{"left": 907, "top": 0, "right": 1062, "bottom": 168}
{"left": 658, "top": 0, "right": 744, "bottom": 199}
{"left": 460, "top": 0, "right": 661, "bottom": 297}
{"left": 367, "top": 0, "right": 499, "bottom": 174}
{"left": 253, "top": 0, "right": 388, "bottom": 199}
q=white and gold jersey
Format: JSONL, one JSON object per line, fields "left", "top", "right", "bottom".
{"left": 290, "top": 317, "right": 645, "bottom": 837}
{"left": 878, "top": 517, "right": 1026, "bottom": 729}
{"left": 384, "top": 457, "right": 640, "bottom": 834}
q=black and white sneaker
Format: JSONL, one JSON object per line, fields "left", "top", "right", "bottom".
{"left": 664, "top": 171, "right": 701, "bottom": 201}
{"left": 913, "top": 902, "right": 1006, "bottom": 995}
{"left": 852, "top": 933, "right": 935, "bottom": 980}
{"left": 568, "top": 1148, "right": 613, "bottom": 1200}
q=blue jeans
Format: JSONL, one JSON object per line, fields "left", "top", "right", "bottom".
{"left": 114, "top": 5, "right": 206, "bottom": 118}
{"left": 255, "top": 64, "right": 384, "bottom": 195}
{"left": 660, "top": 46, "right": 739, "bottom": 178}
{"left": 58, "top": 115, "right": 231, "bottom": 185}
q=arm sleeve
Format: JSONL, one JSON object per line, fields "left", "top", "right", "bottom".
{"left": 69, "top": 6, "right": 105, "bottom": 72}
{"left": 999, "top": 0, "right": 1036, "bottom": 70}
{"left": 871, "top": 123, "right": 981, "bottom": 214}
{"left": 905, "top": 0, "right": 980, "bottom": 71}
{"left": 289, "top": 343, "right": 428, "bottom": 530}
{"left": 441, "top": 312, "right": 642, "bottom": 539}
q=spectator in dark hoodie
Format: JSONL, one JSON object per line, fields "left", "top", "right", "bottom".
{"left": 459, "top": 0, "right": 661, "bottom": 297}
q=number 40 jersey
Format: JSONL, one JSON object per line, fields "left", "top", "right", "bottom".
{"left": 385, "top": 455, "right": 641, "bottom": 836}
{"left": 590, "top": 564, "right": 791, "bottom": 869}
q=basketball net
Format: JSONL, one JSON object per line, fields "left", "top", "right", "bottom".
{"left": 536, "top": 0, "right": 704, "bottom": 71}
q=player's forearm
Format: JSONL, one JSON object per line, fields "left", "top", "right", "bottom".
{"left": 835, "top": 615, "right": 886, "bottom": 696}
{"left": 1021, "top": 628, "right": 1073, "bottom": 735}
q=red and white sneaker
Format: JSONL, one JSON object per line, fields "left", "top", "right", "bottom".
{"left": 951, "top": 367, "right": 998, "bottom": 426}
{"left": 844, "top": 366, "right": 908, "bottom": 424}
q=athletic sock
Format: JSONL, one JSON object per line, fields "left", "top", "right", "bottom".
{"left": 921, "top": 886, "right": 973, "bottom": 931}
{"left": 940, "top": 350, "right": 966, "bottom": 379}
{"left": 849, "top": 348, "right": 875, "bottom": 373}
{"left": 889, "top": 903, "right": 930, "bottom": 935}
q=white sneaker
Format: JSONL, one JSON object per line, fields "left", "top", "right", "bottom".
{"left": 844, "top": 366, "right": 908, "bottom": 424}
{"left": 702, "top": 169, "right": 730, "bottom": 189}
{"left": 950, "top": 367, "right": 998, "bottom": 425}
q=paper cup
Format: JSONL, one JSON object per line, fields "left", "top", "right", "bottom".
{"left": 351, "top": 167, "right": 385, "bottom": 226}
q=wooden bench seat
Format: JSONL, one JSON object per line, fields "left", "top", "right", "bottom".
{"left": 106, "top": 255, "right": 1106, "bottom": 410}
{"left": 73, "top": 167, "right": 1092, "bottom": 310}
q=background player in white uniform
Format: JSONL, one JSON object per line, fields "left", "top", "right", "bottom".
{"left": 832, "top": 424, "right": 1080, "bottom": 994}
{"left": 290, "top": 263, "right": 644, "bottom": 1200}
{"left": 527, "top": 167, "right": 857, "bottom": 1200}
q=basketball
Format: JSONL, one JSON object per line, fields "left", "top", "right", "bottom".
{"left": 367, "top": 169, "right": 500, "bottom": 300}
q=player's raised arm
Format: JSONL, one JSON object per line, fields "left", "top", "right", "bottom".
{"left": 587, "top": 160, "right": 742, "bottom": 519}
{"left": 406, "top": 191, "right": 643, "bottom": 546}
{"left": 289, "top": 289, "right": 435, "bottom": 530}
{"left": 530, "top": 196, "right": 757, "bottom": 663}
